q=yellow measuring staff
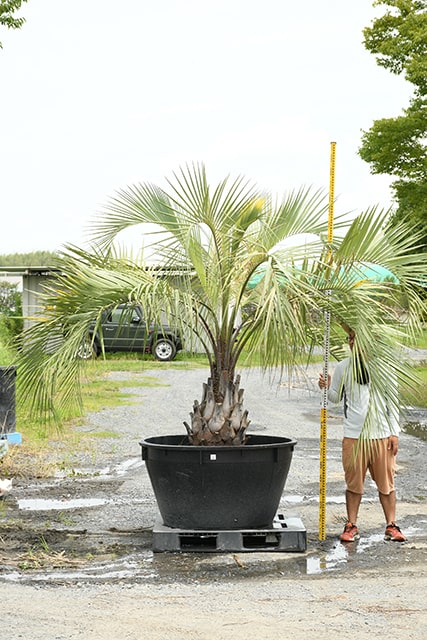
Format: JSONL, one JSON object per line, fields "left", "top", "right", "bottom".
{"left": 319, "top": 141, "right": 336, "bottom": 541}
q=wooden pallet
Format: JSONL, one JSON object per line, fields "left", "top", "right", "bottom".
{"left": 152, "top": 514, "right": 306, "bottom": 553}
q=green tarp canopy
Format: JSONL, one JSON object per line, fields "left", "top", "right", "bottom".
{"left": 247, "top": 262, "right": 399, "bottom": 289}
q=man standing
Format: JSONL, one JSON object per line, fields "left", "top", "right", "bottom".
{"left": 318, "top": 329, "right": 406, "bottom": 543}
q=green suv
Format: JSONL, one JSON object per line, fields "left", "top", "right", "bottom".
{"left": 77, "top": 304, "right": 182, "bottom": 361}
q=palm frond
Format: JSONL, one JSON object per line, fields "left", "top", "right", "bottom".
{"left": 13, "top": 163, "right": 427, "bottom": 441}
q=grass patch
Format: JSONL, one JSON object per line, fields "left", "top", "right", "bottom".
{"left": 404, "top": 326, "right": 427, "bottom": 349}
{"left": 0, "top": 439, "right": 58, "bottom": 478}
{"left": 77, "top": 370, "right": 168, "bottom": 413}
{"left": 401, "top": 366, "right": 427, "bottom": 409}
{"left": 99, "top": 351, "right": 209, "bottom": 369}
{"left": 78, "top": 378, "right": 138, "bottom": 413}
{"left": 415, "top": 326, "right": 427, "bottom": 349}
{"left": 85, "top": 430, "right": 121, "bottom": 439}
{"left": 14, "top": 370, "right": 150, "bottom": 436}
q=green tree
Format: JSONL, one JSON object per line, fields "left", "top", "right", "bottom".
{"left": 14, "top": 164, "right": 426, "bottom": 442}
{"left": 0, "top": 251, "right": 58, "bottom": 266}
{"left": 359, "top": 0, "right": 427, "bottom": 250}
{"left": 0, "top": 0, "right": 28, "bottom": 48}
{"left": 0, "top": 280, "right": 22, "bottom": 340}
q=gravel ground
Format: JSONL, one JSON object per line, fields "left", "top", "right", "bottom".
{"left": 0, "top": 362, "right": 426, "bottom": 639}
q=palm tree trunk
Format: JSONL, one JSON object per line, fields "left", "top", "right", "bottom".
{"left": 184, "top": 374, "right": 250, "bottom": 445}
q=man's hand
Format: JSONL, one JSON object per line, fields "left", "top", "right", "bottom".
{"left": 388, "top": 435, "right": 399, "bottom": 455}
{"left": 318, "top": 373, "right": 331, "bottom": 389}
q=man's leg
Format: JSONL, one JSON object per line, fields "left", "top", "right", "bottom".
{"left": 370, "top": 440, "right": 406, "bottom": 540}
{"left": 340, "top": 439, "right": 366, "bottom": 541}
{"left": 370, "top": 439, "right": 397, "bottom": 524}
{"left": 346, "top": 489, "right": 362, "bottom": 524}
{"left": 342, "top": 438, "right": 366, "bottom": 524}
{"left": 379, "top": 490, "right": 396, "bottom": 524}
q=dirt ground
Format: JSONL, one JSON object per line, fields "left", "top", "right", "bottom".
{"left": 0, "top": 365, "right": 426, "bottom": 639}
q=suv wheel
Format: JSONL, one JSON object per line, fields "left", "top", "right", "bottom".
{"left": 153, "top": 338, "right": 177, "bottom": 361}
{"left": 77, "top": 337, "right": 99, "bottom": 360}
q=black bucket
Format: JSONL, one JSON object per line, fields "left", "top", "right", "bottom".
{"left": 140, "top": 434, "right": 296, "bottom": 530}
{"left": 0, "top": 366, "right": 17, "bottom": 434}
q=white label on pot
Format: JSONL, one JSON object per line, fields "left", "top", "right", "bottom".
{"left": 210, "top": 454, "right": 217, "bottom": 461}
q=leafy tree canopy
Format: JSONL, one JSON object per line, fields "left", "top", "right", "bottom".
{"left": 359, "top": 0, "right": 427, "bottom": 250}
{"left": 0, "top": 0, "right": 28, "bottom": 48}
{"left": 0, "top": 251, "right": 58, "bottom": 267}
{"left": 0, "top": 280, "right": 20, "bottom": 313}
{"left": 0, "top": 280, "right": 22, "bottom": 339}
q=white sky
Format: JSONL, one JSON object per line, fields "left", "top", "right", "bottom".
{"left": 0, "top": 0, "right": 411, "bottom": 255}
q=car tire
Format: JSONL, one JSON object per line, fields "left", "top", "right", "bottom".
{"left": 153, "top": 338, "right": 177, "bottom": 361}
{"left": 77, "top": 336, "right": 99, "bottom": 360}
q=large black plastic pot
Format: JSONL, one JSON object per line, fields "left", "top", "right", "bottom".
{"left": 0, "top": 366, "right": 17, "bottom": 433}
{"left": 140, "top": 434, "right": 296, "bottom": 530}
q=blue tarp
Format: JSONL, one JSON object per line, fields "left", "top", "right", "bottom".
{"left": 247, "top": 262, "right": 399, "bottom": 289}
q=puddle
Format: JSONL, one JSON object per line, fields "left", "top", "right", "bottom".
{"left": 91, "top": 458, "right": 144, "bottom": 478}
{"left": 93, "top": 458, "right": 144, "bottom": 478}
{"left": 306, "top": 542, "right": 349, "bottom": 574}
{"left": 1, "top": 553, "right": 156, "bottom": 584}
{"left": 282, "top": 495, "right": 366, "bottom": 505}
{"left": 55, "top": 457, "right": 143, "bottom": 479}
{"left": 403, "top": 420, "right": 427, "bottom": 441}
{"left": 17, "top": 497, "right": 109, "bottom": 511}
{"left": 402, "top": 406, "right": 427, "bottom": 440}
{"left": 306, "top": 533, "right": 385, "bottom": 575}
{"left": 112, "top": 458, "right": 143, "bottom": 475}
{"left": 305, "top": 527, "right": 425, "bottom": 575}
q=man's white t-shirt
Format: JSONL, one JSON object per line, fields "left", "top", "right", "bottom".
{"left": 327, "top": 357, "right": 400, "bottom": 439}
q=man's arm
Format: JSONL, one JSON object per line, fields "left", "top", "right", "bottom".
{"left": 318, "top": 361, "right": 345, "bottom": 404}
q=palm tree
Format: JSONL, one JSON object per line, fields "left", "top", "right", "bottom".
{"left": 16, "top": 164, "right": 426, "bottom": 444}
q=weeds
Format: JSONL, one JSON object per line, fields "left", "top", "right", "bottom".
{"left": 0, "top": 441, "right": 56, "bottom": 478}
{"left": 17, "top": 548, "right": 85, "bottom": 570}
{"left": 39, "top": 534, "right": 49, "bottom": 552}
{"left": 57, "top": 511, "right": 77, "bottom": 527}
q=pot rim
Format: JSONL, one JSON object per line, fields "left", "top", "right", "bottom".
{"left": 140, "top": 434, "right": 297, "bottom": 451}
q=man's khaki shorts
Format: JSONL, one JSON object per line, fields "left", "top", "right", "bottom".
{"left": 342, "top": 437, "right": 396, "bottom": 495}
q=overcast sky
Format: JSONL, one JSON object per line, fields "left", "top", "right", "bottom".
{"left": 0, "top": 0, "right": 411, "bottom": 255}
